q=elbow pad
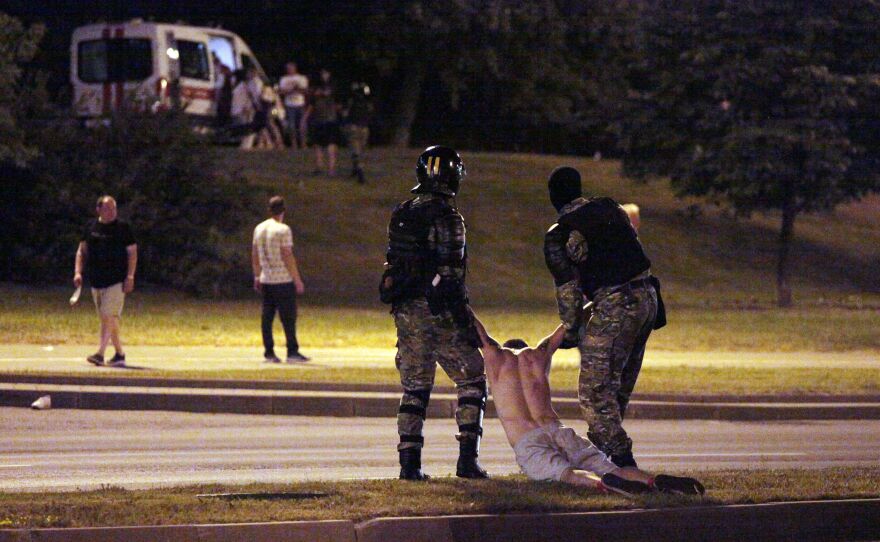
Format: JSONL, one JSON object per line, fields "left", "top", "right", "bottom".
{"left": 435, "top": 210, "right": 467, "bottom": 267}
{"left": 544, "top": 223, "right": 577, "bottom": 287}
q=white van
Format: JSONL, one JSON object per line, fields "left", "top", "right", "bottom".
{"left": 70, "top": 19, "right": 270, "bottom": 120}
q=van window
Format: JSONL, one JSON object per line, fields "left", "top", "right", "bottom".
{"left": 78, "top": 39, "right": 152, "bottom": 83}
{"left": 209, "top": 36, "right": 236, "bottom": 70}
{"left": 177, "top": 40, "right": 210, "bottom": 80}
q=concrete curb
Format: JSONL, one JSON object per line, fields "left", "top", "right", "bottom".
{"left": 5, "top": 373, "right": 880, "bottom": 404}
{"left": 3, "top": 382, "right": 880, "bottom": 420}
{"left": 2, "top": 499, "right": 878, "bottom": 542}
{"left": 0, "top": 520, "right": 354, "bottom": 542}
{"left": 356, "top": 498, "right": 880, "bottom": 542}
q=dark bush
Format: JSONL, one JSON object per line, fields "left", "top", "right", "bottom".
{"left": 0, "top": 110, "right": 263, "bottom": 296}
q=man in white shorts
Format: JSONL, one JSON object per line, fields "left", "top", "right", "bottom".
{"left": 472, "top": 314, "right": 704, "bottom": 497}
{"left": 74, "top": 195, "right": 137, "bottom": 368}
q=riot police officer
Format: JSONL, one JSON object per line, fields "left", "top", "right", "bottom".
{"left": 380, "top": 146, "right": 488, "bottom": 481}
{"left": 543, "top": 166, "right": 662, "bottom": 469}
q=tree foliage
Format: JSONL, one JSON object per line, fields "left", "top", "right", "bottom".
{"left": 0, "top": 111, "right": 262, "bottom": 295}
{"left": 0, "top": 11, "right": 44, "bottom": 165}
{"left": 620, "top": 0, "right": 880, "bottom": 305}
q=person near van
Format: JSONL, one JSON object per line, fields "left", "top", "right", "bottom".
{"left": 343, "top": 82, "right": 373, "bottom": 184}
{"left": 214, "top": 63, "right": 233, "bottom": 127}
{"left": 231, "top": 69, "right": 257, "bottom": 149}
{"left": 252, "top": 195, "right": 309, "bottom": 363}
{"left": 73, "top": 195, "right": 138, "bottom": 368}
{"left": 279, "top": 62, "right": 309, "bottom": 149}
{"left": 306, "top": 69, "right": 340, "bottom": 176}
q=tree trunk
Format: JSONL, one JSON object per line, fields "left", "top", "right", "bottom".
{"left": 388, "top": 60, "right": 425, "bottom": 147}
{"left": 776, "top": 200, "right": 797, "bottom": 308}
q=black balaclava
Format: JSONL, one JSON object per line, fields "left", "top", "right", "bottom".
{"left": 548, "top": 166, "right": 582, "bottom": 212}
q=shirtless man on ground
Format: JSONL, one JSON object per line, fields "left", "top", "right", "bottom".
{"left": 473, "top": 314, "right": 704, "bottom": 497}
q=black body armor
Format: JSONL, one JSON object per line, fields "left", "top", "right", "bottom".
{"left": 557, "top": 197, "right": 651, "bottom": 297}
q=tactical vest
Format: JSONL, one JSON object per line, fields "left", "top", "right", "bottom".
{"left": 384, "top": 198, "right": 449, "bottom": 302}
{"left": 557, "top": 197, "right": 651, "bottom": 297}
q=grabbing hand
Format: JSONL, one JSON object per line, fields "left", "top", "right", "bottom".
{"left": 73, "top": 273, "right": 83, "bottom": 288}
{"left": 560, "top": 329, "right": 580, "bottom": 349}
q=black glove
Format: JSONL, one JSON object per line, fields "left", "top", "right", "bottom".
{"left": 560, "top": 328, "right": 579, "bottom": 349}
{"left": 462, "top": 323, "right": 482, "bottom": 349}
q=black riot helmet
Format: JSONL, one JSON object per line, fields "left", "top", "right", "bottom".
{"left": 412, "top": 145, "right": 466, "bottom": 196}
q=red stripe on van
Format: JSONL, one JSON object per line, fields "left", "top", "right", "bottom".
{"left": 180, "top": 87, "right": 216, "bottom": 101}
{"left": 114, "top": 27, "right": 124, "bottom": 111}
{"left": 102, "top": 28, "right": 111, "bottom": 114}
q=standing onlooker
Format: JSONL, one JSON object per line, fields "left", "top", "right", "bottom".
{"left": 252, "top": 196, "right": 309, "bottom": 363}
{"left": 343, "top": 82, "right": 373, "bottom": 184}
{"left": 231, "top": 69, "right": 257, "bottom": 149}
{"left": 278, "top": 62, "right": 309, "bottom": 149}
{"left": 306, "top": 69, "right": 340, "bottom": 176}
{"left": 74, "top": 195, "right": 138, "bottom": 367}
{"left": 214, "top": 63, "right": 233, "bottom": 128}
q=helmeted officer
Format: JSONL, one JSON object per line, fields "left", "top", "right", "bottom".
{"left": 380, "top": 145, "right": 488, "bottom": 481}
{"left": 543, "top": 166, "right": 662, "bottom": 468}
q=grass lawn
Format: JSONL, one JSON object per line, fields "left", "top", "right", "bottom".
{"left": 5, "top": 148, "right": 879, "bottom": 394}
{"left": 6, "top": 284, "right": 880, "bottom": 352}
{"left": 0, "top": 468, "right": 877, "bottom": 528}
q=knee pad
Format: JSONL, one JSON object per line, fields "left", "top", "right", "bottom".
{"left": 457, "top": 380, "right": 487, "bottom": 410}
{"left": 399, "top": 388, "right": 432, "bottom": 419}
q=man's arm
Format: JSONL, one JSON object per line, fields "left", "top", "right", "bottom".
{"left": 432, "top": 209, "right": 471, "bottom": 325}
{"left": 124, "top": 244, "right": 137, "bottom": 293}
{"left": 251, "top": 243, "right": 262, "bottom": 292}
{"left": 74, "top": 241, "right": 87, "bottom": 287}
{"left": 536, "top": 324, "right": 566, "bottom": 356}
{"left": 281, "top": 246, "right": 305, "bottom": 295}
{"left": 471, "top": 312, "right": 501, "bottom": 352}
{"left": 544, "top": 224, "right": 584, "bottom": 348}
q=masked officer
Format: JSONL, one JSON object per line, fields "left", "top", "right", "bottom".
{"left": 380, "top": 146, "right": 488, "bottom": 481}
{"left": 543, "top": 166, "right": 664, "bottom": 469}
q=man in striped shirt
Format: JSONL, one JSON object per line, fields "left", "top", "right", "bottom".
{"left": 252, "top": 195, "right": 308, "bottom": 363}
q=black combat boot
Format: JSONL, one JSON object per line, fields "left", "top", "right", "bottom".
{"left": 610, "top": 450, "right": 638, "bottom": 468}
{"left": 456, "top": 435, "right": 489, "bottom": 479}
{"left": 399, "top": 448, "right": 430, "bottom": 481}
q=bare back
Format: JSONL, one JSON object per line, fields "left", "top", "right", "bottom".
{"left": 483, "top": 346, "right": 539, "bottom": 446}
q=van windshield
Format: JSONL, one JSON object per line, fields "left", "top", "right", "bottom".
{"left": 177, "top": 40, "right": 210, "bottom": 80}
{"left": 78, "top": 38, "right": 152, "bottom": 83}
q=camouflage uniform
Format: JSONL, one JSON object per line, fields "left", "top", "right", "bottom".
{"left": 390, "top": 193, "right": 486, "bottom": 451}
{"left": 395, "top": 298, "right": 486, "bottom": 450}
{"left": 545, "top": 197, "right": 657, "bottom": 461}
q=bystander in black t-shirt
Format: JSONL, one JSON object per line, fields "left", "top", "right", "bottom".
{"left": 82, "top": 220, "right": 136, "bottom": 289}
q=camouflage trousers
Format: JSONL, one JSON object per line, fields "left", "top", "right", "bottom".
{"left": 344, "top": 124, "right": 369, "bottom": 158}
{"left": 578, "top": 282, "right": 657, "bottom": 457}
{"left": 393, "top": 298, "right": 486, "bottom": 450}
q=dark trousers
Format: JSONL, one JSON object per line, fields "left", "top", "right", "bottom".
{"left": 261, "top": 282, "right": 299, "bottom": 357}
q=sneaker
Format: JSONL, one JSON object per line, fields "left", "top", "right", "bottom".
{"left": 599, "top": 473, "right": 653, "bottom": 498}
{"left": 86, "top": 353, "right": 104, "bottom": 366}
{"left": 286, "top": 352, "right": 310, "bottom": 363}
{"left": 652, "top": 474, "right": 706, "bottom": 496}
{"left": 264, "top": 355, "right": 282, "bottom": 364}
{"left": 107, "top": 353, "right": 126, "bottom": 367}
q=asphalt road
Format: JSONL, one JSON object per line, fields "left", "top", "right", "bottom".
{"left": 1, "top": 408, "right": 878, "bottom": 492}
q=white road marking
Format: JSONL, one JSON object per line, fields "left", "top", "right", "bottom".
{"left": 0, "top": 464, "right": 33, "bottom": 468}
